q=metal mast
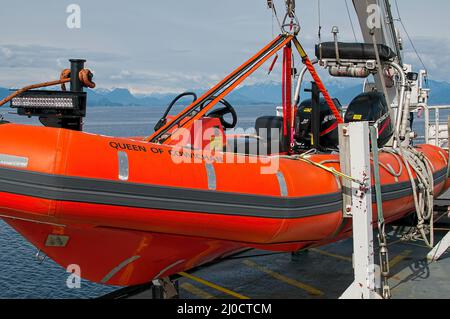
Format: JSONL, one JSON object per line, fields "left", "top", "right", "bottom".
{"left": 352, "top": 0, "right": 402, "bottom": 103}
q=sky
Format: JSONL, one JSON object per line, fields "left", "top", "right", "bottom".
{"left": 0, "top": 0, "right": 449, "bottom": 94}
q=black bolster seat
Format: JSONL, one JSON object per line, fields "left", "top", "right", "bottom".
{"left": 255, "top": 116, "right": 288, "bottom": 155}
{"left": 315, "top": 42, "right": 397, "bottom": 61}
{"left": 226, "top": 116, "right": 288, "bottom": 155}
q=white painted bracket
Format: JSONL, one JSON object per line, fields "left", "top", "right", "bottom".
{"left": 427, "top": 230, "right": 450, "bottom": 262}
{"left": 338, "top": 122, "right": 382, "bottom": 299}
{"left": 426, "top": 118, "right": 450, "bottom": 262}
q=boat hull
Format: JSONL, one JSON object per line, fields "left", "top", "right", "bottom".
{"left": 0, "top": 123, "right": 448, "bottom": 285}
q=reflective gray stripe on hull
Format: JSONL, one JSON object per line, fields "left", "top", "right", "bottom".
{"left": 0, "top": 167, "right": 341, "bottom": 218}
{"left": 0, "top": 154, "right": 28, "bottom": 168}
{"left": 0, "top": 167, "right": 446, "bottom": 220}
{"left": 117, "top": 151, "right": 129, "bottom": 181}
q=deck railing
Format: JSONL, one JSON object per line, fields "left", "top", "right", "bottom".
{"left": 277, "top": 104, "right": 450, "bottom": 150}
{"left": 422, "top": 105, "right": 450, "bottom": 150}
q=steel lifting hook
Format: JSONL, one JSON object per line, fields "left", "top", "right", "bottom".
{"left": 285, "top": 0, "right": 296, "bottom": 17}
{"left": 281, "top": 0, "right": 300, "bottom": 35}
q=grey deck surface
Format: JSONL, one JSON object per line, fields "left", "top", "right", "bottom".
{"left": 436, "top": 189, "right": 450, "bottom": 207}
{"left": 114, "top": 222, "right": 450, "bottom": 300}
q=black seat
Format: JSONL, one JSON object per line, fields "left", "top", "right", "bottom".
{"left": 255, "top": 116, "right": 288, "bottom": 155}
{"left": 225, "top": 116, "right": 288, "bottom": 155}
{"left": 315, "top": 42, "right": 396, "bottom": 61}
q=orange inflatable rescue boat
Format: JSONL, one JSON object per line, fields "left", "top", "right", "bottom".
{"left": 0, "top": 34, "right": 448, "bottom": 286}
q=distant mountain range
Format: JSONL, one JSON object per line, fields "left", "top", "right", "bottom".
{"left": 1, "top": 79, "right": 450, "bottom": 107}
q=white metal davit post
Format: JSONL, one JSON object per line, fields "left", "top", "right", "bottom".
{"left": 339, "top": 122, "right": 382, "bottom": 299}
{"left": 427, "top": 116, "right": 450, "bottom": 262}
{"left": 428, "top": 232, "right": 450, "bottom": 262}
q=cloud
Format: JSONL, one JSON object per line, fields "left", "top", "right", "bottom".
{"left": 0, "top": 38, "right": 359, "bottom": 95}
{"left": 0, "top": 0, "right": 449, "bottom": 95}
{"left": 400, "top": 37, "right": 450, "bottom": 81}
{"left": 107, "top": 69, "right": 223, "bottom": 93}
{"left": 0, "top": 44, "right": 118, "bottom": 68}
{"left": 0, "top": 47, "right": 13, "bottom": 60}
{"left": 0, "top": 43, "right": 124, "bottom": 87}
{"left": 1, "top": 34, "right": 450, "bottom": 95}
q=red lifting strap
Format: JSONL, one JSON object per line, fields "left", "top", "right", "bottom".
{"left": 292, "top": 37, "right": 344, "bottom": 124}
{"left": 268, "top": 53, "right": 278, "bottom": 75}
{"left": 282, "top": 44, "right": 293, "bottom": 143}
{"left": 303, "top": 58, "right": 344, "bottom": 124}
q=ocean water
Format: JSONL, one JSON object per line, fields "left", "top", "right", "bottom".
{"left": 0, "top": 103, "right": 446, "bottom": 298}
{"left": 0, "top": 104, "right": 276, "bottom": 299}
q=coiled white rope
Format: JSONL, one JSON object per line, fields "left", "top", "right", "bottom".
{"left": 395, "top": 144, "right": 435, "bottom": 247}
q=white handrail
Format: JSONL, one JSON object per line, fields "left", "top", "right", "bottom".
{"left": 423, "top": 104, "right": 450, "bottom": 148}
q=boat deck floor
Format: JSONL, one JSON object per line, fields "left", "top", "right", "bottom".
{"left": 109, "top": 219, "right": 450, "bottom": 300}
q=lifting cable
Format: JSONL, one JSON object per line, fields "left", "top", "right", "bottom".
{"left": 280, "top": 154, "right": 363, "bottom": 185}
{"left": 268, "top": 0, "right": 283, "bottom": 32}
{"left": 370, "top": 126, "right": 391, "bottom": 299}
{"left": 344, "top": 0, "right": 358, "bottom": 43}
{"left": 267, "top": 1, "right": 279, "bottom": 75}
{"left": 393, "top": 0, "right": 428, "bottom": 74}
{"left": 317, "top": 0, "right": 323, "bottom": 60}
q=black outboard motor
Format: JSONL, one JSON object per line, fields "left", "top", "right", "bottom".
{"left": 294, "top": 97, "right": 342, "bottom": 149}
{"left": 344, "top": 92, "right": 393, "bottom": 147}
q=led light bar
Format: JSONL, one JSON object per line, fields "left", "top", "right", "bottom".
{"left": 10, "top": 90, "right": 86, "bottom": 116}
{"left": 8, "top": 59, "right": 89, "bottom": 131}
{"left": 11, "top": 96, "right": 76, "bottom": 109}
